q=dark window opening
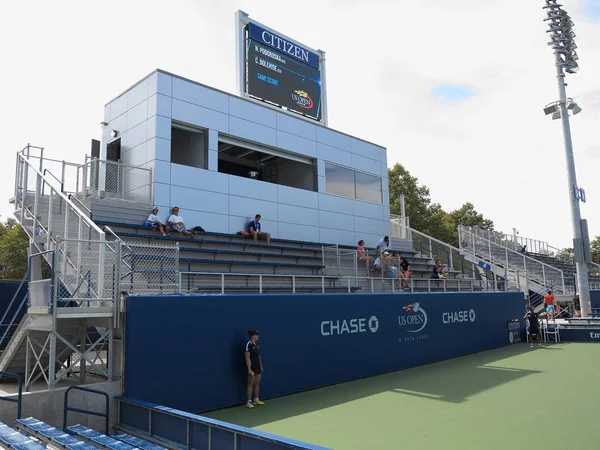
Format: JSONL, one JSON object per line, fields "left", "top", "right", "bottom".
{"left": 171, "top": 124, "right": 207, "bottom": 169}
{"left": 218, "top": 141, "right": 316, "bottom": 192}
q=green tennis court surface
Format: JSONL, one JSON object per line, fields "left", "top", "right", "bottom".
{"left": 206, "top": 343, "right": 600, "bottom": 449}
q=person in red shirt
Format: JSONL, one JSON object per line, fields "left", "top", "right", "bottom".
{"left": 357, "top": 240, "right": 374, "bottom": 267}
{"left": 544, "top": 290, "right": 556, "bottom": 321}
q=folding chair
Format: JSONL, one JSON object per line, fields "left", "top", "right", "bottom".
{"left": 542, "top": 321, "right": 560, "bottom": 344}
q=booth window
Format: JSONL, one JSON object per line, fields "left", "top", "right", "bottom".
{"left": 171, "top": 123, "right": 208, "bottom": 169}
{"left": 218, "top": 136, "right": 316, "bottom": 192}
{"left": 325, "top": 163, "right": 382, "bottom": 204}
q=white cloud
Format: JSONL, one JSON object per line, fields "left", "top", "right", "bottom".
{"left": 0, "top": 0, "right": 598, "bottom": 249}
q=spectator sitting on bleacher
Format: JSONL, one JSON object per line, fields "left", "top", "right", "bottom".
{"left": 377, "top": 236, "right": 390, "bottom": 255}
{"left": 435, "top": 260, "right": 448, "bottom": 279}
{"left": 381, "top": 252, "right": 400, "bottom": 280}
{"left": 357, "top": 240, "right": 374, "bottom": 266}
{"left": 249, "top": 214, "right": 271, "bottom": 245}
{"left": 400, "top": 257, "right": 411, "bottom": 279}
{"left": 146, "top": 207, "right": 170, "bottom": 237}
{"left": 431, "top": 266, "right": 443, "bottom": 279}
{"left": 168, "top": 207, "right": 195, "bottom": 237}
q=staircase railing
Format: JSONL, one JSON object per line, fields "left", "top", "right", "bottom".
{"left": 14, "top": 145, "right": 108, "bottom": 304}
{"left": 459, "top": 225, "right": 567, "bottom": 294}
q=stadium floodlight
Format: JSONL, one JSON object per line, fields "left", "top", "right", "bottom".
{"left": 543, "top": 103, "right": 559, "bottom": 115}
{"left": 542, "top": 0, "right": 592, "bottom": 316}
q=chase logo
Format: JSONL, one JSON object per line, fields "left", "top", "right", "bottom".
{"left": 443, "top": 309, "right": 476, "bottom": 324}
{"left": 321, "top": 316, "right": 379, "bottom": 336}
{"left": 398, "top": 303, "right": 428, "bottom": 333}
{"left": 368, "top": 316, "right": 379, "bottom": 333}
{"left": 292, "top": 90, "right": 314, "bottom": 109}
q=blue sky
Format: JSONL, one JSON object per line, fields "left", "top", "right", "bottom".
{"left": 581, "top": 0, "right": 600, "bottom": 21}
{"left": 429, "top": 85, "right": 475, "bottom": 104}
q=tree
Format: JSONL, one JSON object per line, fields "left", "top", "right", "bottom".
{"left": 591, "top": 237, "right": 600, "bottom": 265}
{"left": 388, "top": 163, "right": 433, "bottom": 232}
{"left": 387, "top": 165, "right": 494, "bottom": 248}
{"left": 448, "top": 202, "right": 494, "bottom": 231}
{"left": 0, "top": 218, "right": 30, "bottom": 280}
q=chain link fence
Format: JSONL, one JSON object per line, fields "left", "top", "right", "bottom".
{"left": 322, "top": 245, "right": 361, "bottom": 276}
{"left": 77, "top": 157, "right": 153, "bottom": 204}
{"left": 120, "top": 242, "right": 179, "bottom": 294}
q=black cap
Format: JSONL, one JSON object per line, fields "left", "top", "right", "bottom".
{"left": 248, "top": 329, "right": 259, "bottom": 336}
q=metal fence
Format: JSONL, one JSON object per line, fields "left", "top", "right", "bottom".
{"left": 55, "top": 239, "right": 117, "bottom": 305}
{"left": 459, "top": 225, "right": 567, "bottom": 294}
{"left": 120, "top": 242, "right": 180, "bottom": 295}
{"left": 77, "top": 157, "right": 153, "bottom": 204}
{"left": 321, "top": 245, "right": 364, "bottom": 276}
{"left": 178, "top": 271, "right": 503, "bottom": 295}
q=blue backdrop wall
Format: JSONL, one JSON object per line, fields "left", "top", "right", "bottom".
{"left": 591, "top": 290, "right": 600, "bottom": 309}
{"left": 125, "top": 292, "right": 525, "bottom": 413}
{"left": 0, "top": 281, "right": 27, "bottom": 350}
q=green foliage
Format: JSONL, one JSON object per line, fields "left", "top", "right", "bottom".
{"left": 592, "top": 237, "right": 600, "bottom": 265}
{"left": 388, "top": 164, "right": 494, "bottom": 246}
{"left": 0, "top": 218, "right": 30, "bottom": 280}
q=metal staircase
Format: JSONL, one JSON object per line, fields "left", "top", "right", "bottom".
{"left": 0, "top": 146, "right": 118, "bottom": 390}
{"left": 458, "top": 226, "right": 571, "bottom": 299}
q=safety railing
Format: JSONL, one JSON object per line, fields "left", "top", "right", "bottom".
{"left": 15, "top": 146, "right": 107, "bottom": 304}
{"left": 120, "top": 242, "right": 180, "bottom": 295}
{"left": 178, "top": 271, "right": 502, "bottom": 294}
{"left": 321, "top": 245, "right": 364, "bottom": 277}
{"left": 118, "top": 396, "right": 332, "bottom": 450}
{"left": 390, "top": 214, "right": 412, "bottom": 240}
{"left": 77, "top": 156, "right": 153, "bottom": 204}
{"left": 64, "top": 386, "right": 109, "bottom": 435}
{"left": 466, "top": 227, "right": 550, "bottom": 255}
{"left": 410, "top": 228, "right": 482, "bottom": 280}
{"left": 459, "top": 225, "right": 567, "bottom": 294}
{"left": 0, "top": 372, "right": 23, "bottom": 420}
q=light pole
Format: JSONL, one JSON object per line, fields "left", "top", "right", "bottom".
{"left": 542, "top": 0, "right": 591, "bottom": 316}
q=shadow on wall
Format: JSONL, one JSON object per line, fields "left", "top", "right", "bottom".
{"left": 204, "top": 344, "right": 543, "bottom": 428}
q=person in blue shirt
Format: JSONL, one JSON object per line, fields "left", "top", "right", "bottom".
{"left": 249, "top": 214, "right": 271, "bottom": 245}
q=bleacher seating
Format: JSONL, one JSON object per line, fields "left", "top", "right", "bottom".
{"left": 5, "top": 418, "right": 168, "bottom": 450}
{"left": 529, "top": 253, "right": 600, "bottom": 286}
{"left": 0, "top": 421, "right": 45, "bottom": 450}
{"left": 99, "top": 221, "right": 479, "bottom": 293}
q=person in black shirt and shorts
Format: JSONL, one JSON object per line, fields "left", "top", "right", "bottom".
{"left": 245, "top": 330, "right": 264, "bottom": 409}
{"left": 524, "top": 306, "right": 544, "bottom": 348}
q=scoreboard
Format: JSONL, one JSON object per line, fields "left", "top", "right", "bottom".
{"left": 236, "top": 13, "right": 326, "bottom": 123}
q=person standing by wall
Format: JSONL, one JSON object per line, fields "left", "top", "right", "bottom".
{"left": 245, "top": 330, "right": 265, "bottom": 409}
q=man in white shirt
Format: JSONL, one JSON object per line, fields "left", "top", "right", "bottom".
{"left": 167, "top": 207, "right": 194, "bottom": 237}
{"left": 377, "top": 236, "right": 390, "bottom": 255}
{"left": 147, "top": 207, "right": 169, "bottom": 237}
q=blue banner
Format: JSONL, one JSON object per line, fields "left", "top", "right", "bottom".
{"left": 248, "top": 23, "right": 320, "bottom": 69}
{"left": 125, "top": 292, "right": 524, "bottom": 413}
{"left": 560, "top": 328, "right": 600, "bottom": 342}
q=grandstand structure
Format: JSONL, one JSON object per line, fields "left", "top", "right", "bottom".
{"left": 458, "top": 225, "right": 600, "bottom": 312}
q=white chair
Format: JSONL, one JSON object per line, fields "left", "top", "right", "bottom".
{"left": 542, "top": 320, "right": 560, "bottom": 344}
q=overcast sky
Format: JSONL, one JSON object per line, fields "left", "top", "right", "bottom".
{"left": 1, "top": 0, "right": 598, "bottom": 249}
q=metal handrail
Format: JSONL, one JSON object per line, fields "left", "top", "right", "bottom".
{"left": 178, "top": 271, "right": 497, "bottom": 294}
{"left": 43, "top": 169, "right": 64, "bottom": 193}
{"left": 68, "top": 193, "right": 92, "bottom": 216}
{"left": 460, "top": 226, "right": 566, "bottom": 292}
{"left": 0, "top": 371, "right": 23, "bottom": 419}
{"left": 64, "top": 386, "right": 109, "bottom": 434}
{"left": 18, "top": 153, "right": 105, "bottom": 237}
